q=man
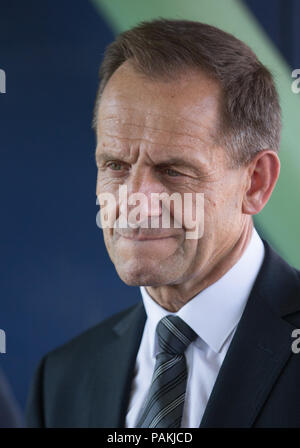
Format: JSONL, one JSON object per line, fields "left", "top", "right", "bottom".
{"left": 26, "top": 19, "right": 300, "bottom": 428}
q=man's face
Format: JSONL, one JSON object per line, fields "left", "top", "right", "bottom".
{"left": 95, "top": 62, "right": 249, "bottom": 288}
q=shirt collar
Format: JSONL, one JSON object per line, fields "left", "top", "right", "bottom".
{"left": 140, "top": 227, "right": 265, "bottom": 356}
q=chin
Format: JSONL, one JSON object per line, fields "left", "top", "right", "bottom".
{"left": 114, "top": 261, "right": 168, "bottom": 287}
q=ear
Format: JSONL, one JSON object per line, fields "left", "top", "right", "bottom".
{"left": 242, "top": 150, "right": 280, "bottom": 215}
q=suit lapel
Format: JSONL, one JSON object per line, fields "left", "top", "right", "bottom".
{"left": 87, "top": 241, "right": 300, "bottom": 428}
{"left": 88, "top": 301, "right": 146, "bottom": 428}
{"left": 200, "top": 241, "right": 300, "bottom": 427}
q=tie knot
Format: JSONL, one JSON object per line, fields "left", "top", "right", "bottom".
{"left": 156, "top": 315, "right": 198, "bottom": 355}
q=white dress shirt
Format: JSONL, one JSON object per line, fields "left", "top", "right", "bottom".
{"left": 125, "top": 228, "right": 265, "bottom": 428}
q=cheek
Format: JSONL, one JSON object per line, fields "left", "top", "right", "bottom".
{"left": 97, "top": 174, "right": 118, "bottom": 193}
{"left": 97, "top": 196, "right": 119, "bottom": 237}
{"left": 203, "top": 186, "right": 241, "bottom": 230}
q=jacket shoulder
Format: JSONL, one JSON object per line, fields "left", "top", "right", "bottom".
{"left": 46, "top": 301, "right": 142, "bottom": 366}
{"left": 260, "top": 239, "right": 300, "bottom": 320}
{"left": 26, "top": 301, "right": 144, "bottom": 427}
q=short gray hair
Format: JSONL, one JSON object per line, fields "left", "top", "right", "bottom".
{"left": 92, "top": 19, "right": 281, "bottom": 167}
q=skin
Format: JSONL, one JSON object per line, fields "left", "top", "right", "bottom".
{"left": 95, "top": 61, "right": 280, "bottom": 312}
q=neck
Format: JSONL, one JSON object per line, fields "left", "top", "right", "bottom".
{"left": 145, "top": 219, "right": 254, "bottom": 312}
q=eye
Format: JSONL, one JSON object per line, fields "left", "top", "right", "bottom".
{"left": 107, "top": 161, "right": 124, "bottom": 171}
{"left": 164, "top": 168, "right": 181, "bottom": 177}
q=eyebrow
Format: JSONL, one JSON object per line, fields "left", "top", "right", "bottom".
{"left": 95, "top": 152, "right": 208, "bottom": 175}
{"left": 155, "top": 157, "right": 206, "bottom": 170}
{"left": 95, "top": 151, "right": 128, "bottom": 164}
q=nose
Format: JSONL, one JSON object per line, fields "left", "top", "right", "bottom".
{"left": 124, "top": 167, "right": 164, "bottom": 221}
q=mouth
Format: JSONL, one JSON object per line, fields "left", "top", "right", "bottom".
{"left": 115, "top": 228, "right": 180, "bottom": 241}
{"left": 120, "top": 234, "right": 175, "bottom": 241}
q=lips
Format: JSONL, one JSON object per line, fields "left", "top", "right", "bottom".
{"left": 115, "top": 228, "right": 180, "bottom": 241}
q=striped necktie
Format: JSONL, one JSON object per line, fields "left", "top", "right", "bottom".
{"left": 136, "top": 314, "right": 198, "bottom": 428}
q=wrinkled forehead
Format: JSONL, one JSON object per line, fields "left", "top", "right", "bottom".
{"left": 96, "top": 62, "right": 222, "bottom": 143}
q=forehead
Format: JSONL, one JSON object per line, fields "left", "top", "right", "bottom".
{"left": 96, "top": 62, "right": 223, "bottom": 163}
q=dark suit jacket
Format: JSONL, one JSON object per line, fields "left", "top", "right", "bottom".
{"left": 0, "top": 369, "right": 24, "bottom": 428}
{"left": 26, "top": 240, "right": 300, "bottom": 427}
